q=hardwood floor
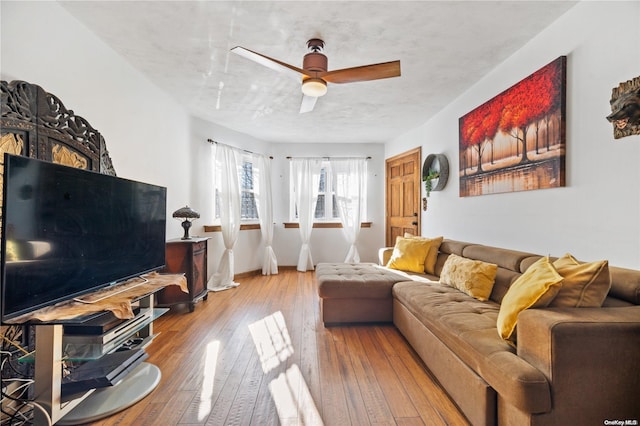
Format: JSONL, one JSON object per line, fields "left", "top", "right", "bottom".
{"left": 88, "top": 270, "right": 468, "bottom": 426}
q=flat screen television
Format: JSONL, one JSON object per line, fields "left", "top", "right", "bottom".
{"left": 1, "top": 154, "right": 167, "bottom": 323}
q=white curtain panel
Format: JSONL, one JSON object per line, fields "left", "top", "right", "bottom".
{"left": 331, "top": 158, "right": 367, "bottom": 263}
{"left": 209, "top": 144, "right": 241, "bottom": 290}
{"left": 256, "top": 154, "right": 278, "bottom": 275}
{"left": 291, "top": 158, "right": 322, "bottom": 272}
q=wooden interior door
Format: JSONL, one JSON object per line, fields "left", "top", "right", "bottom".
{"left": 386, "top": 147, "right": 421, "bottom": 247}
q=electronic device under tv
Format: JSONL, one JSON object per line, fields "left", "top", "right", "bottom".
{"left": 1, "top": 154, "right": 167, "bottom": 323}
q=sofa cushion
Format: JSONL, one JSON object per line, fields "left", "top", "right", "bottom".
{"left": 392, "top": 281, "right": 504, "bottom": 348}
{"left": 459, "top": 244, "right": 538, "bottom": 303}
{"left": 440, "top": 254, "right": 498, "bottom": 301}
{"left": 392, "top": 281, "right": 551, "bottom": 413}
{"left": 550, "top": 254, "right": 611, "bottom": 307}
{"left": 462, "top": 244, "right": 537, "bottom": 272}
{"left": 608, "top": 266, "right": 640, "bottom": 305}
{"left": 497, "top": 257, "right": 563, "bottom": 340}
{"left": 439, "top": 240, "right": 472, "bottom": 256}
{"left": 316, "top": 263, "right": 408, "bottom": 299}
{"left": 488, "top": 268, "right": 522, "bottom": 304}
{"left": 386, "top": 237, "right": 434, "bottom": 273}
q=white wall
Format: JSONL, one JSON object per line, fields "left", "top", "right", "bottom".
{"left": 387, "top": 1, "right": 640, "bottom": 268}
{"left": 1, "top": 1, "right": 192, "bottom": 242}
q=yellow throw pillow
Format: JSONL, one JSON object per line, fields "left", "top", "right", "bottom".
{"left": 440, "top": 254, "right": 498, "bottom": 301}
{"left": 386, "top": 237, "right": 433, "bottom": 273}
{"left": 403, "top": 233, "right": 444, "bottom": 274}
{"left": 497, "top": 256, "right": 564, "bottom": 340}
{"left": 551, "top": 253, "right": 611, "bottom": 307}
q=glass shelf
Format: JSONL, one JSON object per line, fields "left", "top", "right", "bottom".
{"left": 19, "top": 308, "right": 169, "bottom": 363}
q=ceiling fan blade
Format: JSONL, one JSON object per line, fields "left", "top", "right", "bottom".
{"left": 231, "top": 46, "right": 309, "bottom": 80}
{"left": 299, "top": 94, "right": 318, "bottom": 114}
{"left": 322, "top": 60, "right": 401, "bottom": 84}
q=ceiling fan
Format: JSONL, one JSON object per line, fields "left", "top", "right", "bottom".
{"left": 230, "top": 39, "right": 401, "bottom": 113}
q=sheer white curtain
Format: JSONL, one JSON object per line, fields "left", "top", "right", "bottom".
{"left": 291, "top": 158, "right": 322, "bottom": 272}
{"left": 331, "top": 158, "right": 367, "bottom": 263}
{"left": 256, "top": 154, "right": 278, "bottom": 275}
{"left": 209, "top": 144, "right": 241, "bottom": 290}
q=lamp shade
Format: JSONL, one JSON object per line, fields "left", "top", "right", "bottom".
{"left": 172, "top": 205, "right": 200, "bottom": 220}
{"left": 173, "top": 206, "right": 200, "bottom": 239}
{"left": 301, "top": 78, "right": 327, "bottom": 97}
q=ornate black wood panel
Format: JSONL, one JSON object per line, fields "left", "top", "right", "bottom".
{"left": 1, "top": 80, "right": 115, "bottom": 175}
{"left": 1, "top": 79, "right": 117, "bottom": 234}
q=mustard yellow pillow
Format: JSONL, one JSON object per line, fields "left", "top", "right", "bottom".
{"left": 386, "top": 237, "right": 432, "bottom": 273}
{"left": 403, "top": 233, "right": 444, "bottom": 274}
{"left": 497, "top": 256, "right": 563, "bottom": 340}
{"left": 551, "top": 254, "right": 611, "bottom": 307}
{"left": 440, "top": 254, "right": 498, "bottom": 301}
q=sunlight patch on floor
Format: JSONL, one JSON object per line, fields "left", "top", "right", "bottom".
{"left": 249, "top": 310, "right": 294, "bottom": 374}
{"left": 250, "top": 311, "right": 324, "bottom": 425}
{"left": 198, "top": 340, "right": 220, "bottom": 421}
{"left": 269, "top": 364, "right": 324, "bottom": 426}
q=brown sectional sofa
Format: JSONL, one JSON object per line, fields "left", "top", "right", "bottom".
{"left": 315, "top": 239, "right": 640, "bottom": 426}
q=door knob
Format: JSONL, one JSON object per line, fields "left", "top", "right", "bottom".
{"left": 412, "top": 221, "right": 418, "bottom": 226}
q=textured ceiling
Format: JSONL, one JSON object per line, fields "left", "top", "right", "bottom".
{"left": 60, "top": 1, "right": 577, "bottom": 144}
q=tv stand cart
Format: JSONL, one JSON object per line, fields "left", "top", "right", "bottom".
{"left": 23, "top": 282, "right": 180, "bottom": 424}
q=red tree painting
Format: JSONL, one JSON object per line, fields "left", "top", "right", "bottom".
{"left": 459, "top": 56, "right": 566, "bottom": 197}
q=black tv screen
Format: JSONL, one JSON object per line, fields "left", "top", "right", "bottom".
{"left": 1, "top": 154, "right": 167, "bottom": 323}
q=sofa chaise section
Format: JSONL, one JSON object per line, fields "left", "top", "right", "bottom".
{"left": 316, "top": 262, "right": 411, "bottom": 324}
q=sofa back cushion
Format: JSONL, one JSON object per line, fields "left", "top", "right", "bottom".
{"left": 607, "top": 266, "right": 640, "bottom": 305}
{"left": 462, "top": 245, "right": 537, "bottom": 272}
{"left": 520, "top": 256, "right": 543, "bottom": 272}
{"left": 438, "top": 240, "right": 472, "bottom": 256}
{"left": 460, "top": 244, "right": 538, "bottom": 304}
{"left": 491, "top": 268, "right": 522, "bottom": 304}
{"left": 434, "top": 240, "right": 473, "bottom": 277}
{"left": 439, "top": 239, "right": 640, "bottom": 307}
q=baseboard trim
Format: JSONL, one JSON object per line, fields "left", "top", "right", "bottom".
{"left": 233, "top": 265, "right": 306, "bottom": 279}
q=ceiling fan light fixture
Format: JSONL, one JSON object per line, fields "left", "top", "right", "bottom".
{"left": 301, "top": 78, "right": 327, "bottom": 97}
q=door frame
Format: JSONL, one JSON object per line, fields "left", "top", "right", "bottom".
{"left": 385, "top": 147, "right": 422, "bottom": 247}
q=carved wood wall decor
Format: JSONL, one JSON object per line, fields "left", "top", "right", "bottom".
{"left": 1, "top": 80, "right": 116, "bottom": 175}
{"left": 607, "top": 76, "right": 640, "bottom": 139}
{"left": 1, "top": 79, "right": 117, "bottom": 232}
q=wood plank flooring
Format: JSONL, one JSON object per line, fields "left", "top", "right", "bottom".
{"left": 88, "top": 269, "right": 468, "bottom": 426}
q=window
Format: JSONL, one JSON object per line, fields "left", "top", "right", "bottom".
{"left": 240, "top": 160, "right": 258, "bottom": 220}
{"left": 214, "top": 155, "right": 259, "bottom": 221}
{"left": 314, "top": 165, "right": 339, "bottom": 220}
{"left": 289, "top": 160, "right": 345, "bottom": 222}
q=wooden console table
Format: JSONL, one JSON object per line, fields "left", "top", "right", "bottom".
{"left": 157, "top": 238, "right": 209, "bottom": 312}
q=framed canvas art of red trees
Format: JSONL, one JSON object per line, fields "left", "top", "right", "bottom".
{"left": 459, "top": 56, "right": 566, "bottom": 197}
